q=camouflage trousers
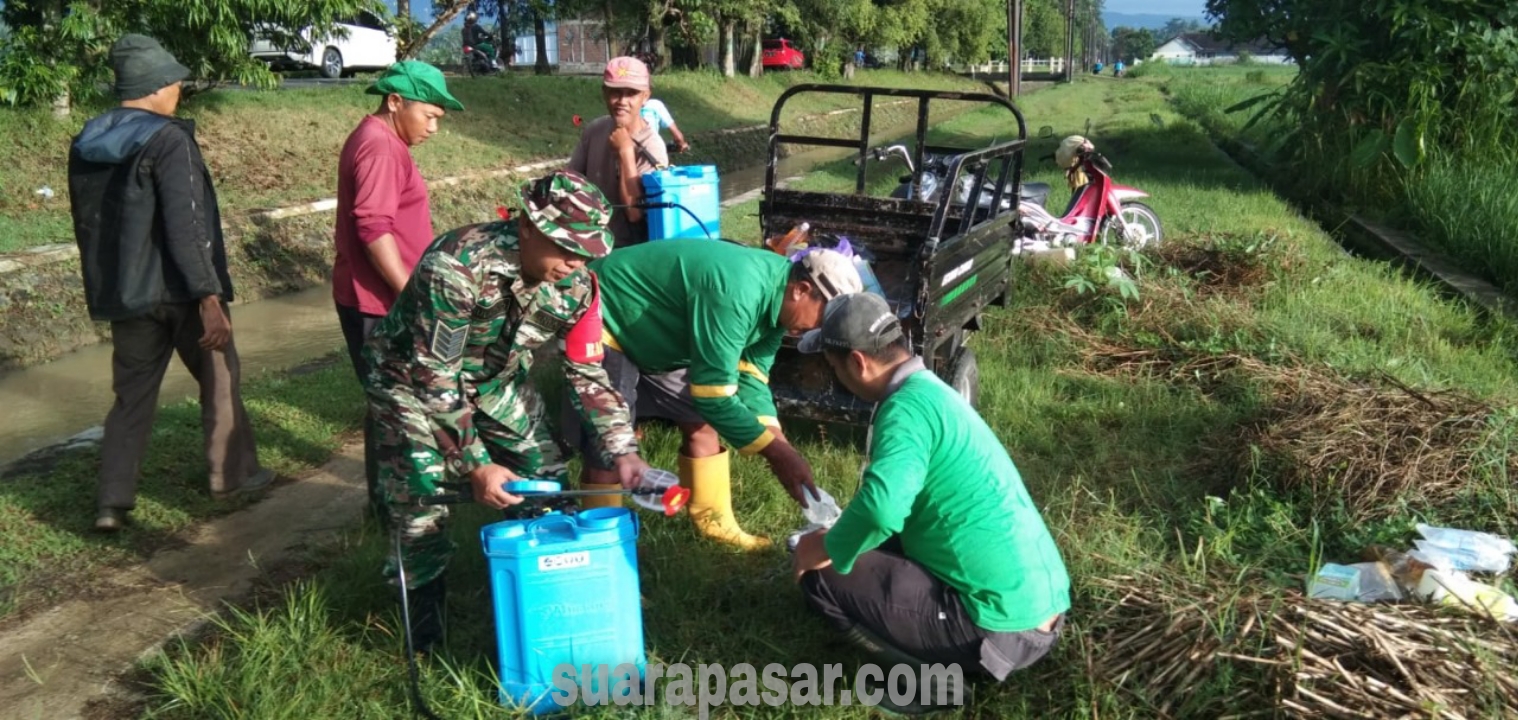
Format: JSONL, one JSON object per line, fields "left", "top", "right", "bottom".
{"left": 372, "top": 384, "right": 566, "bottom": 590}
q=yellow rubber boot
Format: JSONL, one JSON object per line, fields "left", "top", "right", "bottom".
{"left": 579, "top": 481, "right": 624, "bottom": 510}
{"left": 679, "top": 450, "right": 771, "bottom": 551}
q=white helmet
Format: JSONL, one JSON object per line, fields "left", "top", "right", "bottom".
{"left": 466, "top": 12, "right": 478, "bottom": 22}
{"left": 1055, "top": 135, "right": 1093, "bottom": 169}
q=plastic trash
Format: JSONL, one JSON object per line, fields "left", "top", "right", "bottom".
{"left": 1307, "top": 563, "right": 1361, "bottom": 601}
{"left": 34, "top": 186, "right": 54, "bottom": 200}
{"left": 1415, "top": 569, "right": 1518, "bottom": 622}
{"left": 1413, "top": 524, "right": 1516, "bottom": 574}
{"left": 767, "top": 222, "right": 811, "bottom": 255}
{"left": 853, "top": 256, "right": 886, "bottom": 297}
{"left": 1351, "top": 561, "right": 1404, "bottom": 602}
{"left": 801, "top": 486, "right": 842, "bottom": 527}
{"left": 629, "top": 468, "right": 680, "bottom": 514}
{"left": 785, "top": 487, "right": 843, "bottom": 555}
{"left": 1363, "top": 545, "right": 1438, "bottom": 593}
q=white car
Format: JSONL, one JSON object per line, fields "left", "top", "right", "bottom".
{"left": 249, "top": 10, "right": 398, "bottom": 78}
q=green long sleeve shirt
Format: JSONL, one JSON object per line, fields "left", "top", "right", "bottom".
{"left": 589, "top": 240, "right": 789, "bottom": 454}
{"left": 824, "top": 362, "right": 1072, "bottom": 633}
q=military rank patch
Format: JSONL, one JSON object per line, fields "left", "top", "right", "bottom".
{"left": 430, "top": 323, "right": 468, "bottom": 362}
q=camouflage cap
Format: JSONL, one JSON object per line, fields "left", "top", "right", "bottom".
{"left": 517, "top": 169, "right": 615, "bottom": 258}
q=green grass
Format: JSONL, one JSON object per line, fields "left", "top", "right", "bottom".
{"left": 1149, "top": 63, "right": 1518, "bottom": 299}
{"left": 0, "top": 69, "right": 985, "bottom": 253}
{"left": 1405, "top": 153, "right": 1518, "bottom": 297}
{"left": 115, "top": 78, "right": 1518, "bottom": 717}
{"left": 0, "top": 356, "right": 363, "bottom": 620}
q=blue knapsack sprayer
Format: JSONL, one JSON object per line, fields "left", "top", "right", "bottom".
{"left": 642, "top": 165, "right": 722, "bottom": 240}
{"left": 395, "top": 472, "right": 691, "bottom": 718}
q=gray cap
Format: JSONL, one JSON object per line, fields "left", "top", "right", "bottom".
{"left": 798, "top": 292, "right": 905, "bottom": 354}
{"left": 111, "top": 34, "right": 190, "bottom": 101}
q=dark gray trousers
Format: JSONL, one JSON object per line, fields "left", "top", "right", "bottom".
{"left": 801, "top": 538, "right": 1064, "bottom": 681}
{"left": 99, "top": 301, "right": 260, "bottom": 510}
{"left": 335, "top": 301, "right": 385, "bottom": 520}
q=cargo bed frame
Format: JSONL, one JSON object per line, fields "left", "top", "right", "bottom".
{"left": 760, "top": 85, "right": 1028, "bottom": 424}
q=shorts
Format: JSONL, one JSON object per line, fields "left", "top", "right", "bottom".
{"left": 564, "top": 347, "right": 703, "bottom": 470}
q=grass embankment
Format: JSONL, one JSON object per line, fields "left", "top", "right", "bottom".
{"left": 1143, "top": 62, "right": 1518, "bottom": 298}
{"left": 135, "top": 79, "right": 1518, "bottom": 718}
{"left": 0, "top": 69, "right": 985, "bottom": 253}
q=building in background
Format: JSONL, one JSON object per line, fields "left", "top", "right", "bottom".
{"left": 1150, "top": 32, "right": 1289, "bottom": 65}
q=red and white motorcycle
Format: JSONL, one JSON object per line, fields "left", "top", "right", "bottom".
{"left": 1015, "top": 133, "right": 1163, "bottom": 254}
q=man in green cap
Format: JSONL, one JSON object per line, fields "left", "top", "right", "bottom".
{"left": 68, "top": 34, "right": 272, "bottom": 531}
{"left": 364, "top": 168, "right": 651, "bottom": 655}
{"left": 334, "top": 60, "right": 465, "bottom": 525}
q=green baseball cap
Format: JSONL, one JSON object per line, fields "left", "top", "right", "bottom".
{"left": 366, "top": 61, "right": 464, "bottom": 111}
{"left": 517, "top": 170, "right": 615, "bottom": 258}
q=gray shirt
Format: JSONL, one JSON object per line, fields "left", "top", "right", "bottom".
{"left": 567, "top": 114, "right": 668, "bottom": 249}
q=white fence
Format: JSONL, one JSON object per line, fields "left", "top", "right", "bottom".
{"left": 960, "top": 58, "right": 1071, "bottom": 75}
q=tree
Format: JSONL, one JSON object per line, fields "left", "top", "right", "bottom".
{"left": 0, "top": 0, "right": 377, "bottom": 110}
{"left": 1110, "top": 25, "right": 1154, "bottom": 64}
{"left": 403, "top": 0, "right": 474, "bottom": 59}
{"left": 1158, "top": 16, "right": 1205, "bottom": 41}
{"left": 1206, "top": 0, "right": 1518, "bottom": 172}
{"left": 1019, "top": 0, "right": 1070, "bottom": 59}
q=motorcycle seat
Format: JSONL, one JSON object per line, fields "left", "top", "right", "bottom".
{"left": 1019, "top": 182, "right": 1052, "bottom": 207}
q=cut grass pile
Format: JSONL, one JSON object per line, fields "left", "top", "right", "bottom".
{"left": 23, "top": 76, "right": 1518, "bottom": 717}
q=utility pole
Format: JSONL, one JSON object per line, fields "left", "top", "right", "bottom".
{"left": 1063, "top": 0, "right": 1075, "bottom": 82}
{"left": 1006, "top": 0, "right": 1023, "bottom": 96}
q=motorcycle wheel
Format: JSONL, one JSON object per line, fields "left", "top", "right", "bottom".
{"left": 1100, "top": 201, "right": 1163, "bottom": 249}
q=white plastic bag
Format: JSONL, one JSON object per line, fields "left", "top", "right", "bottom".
{"left": 801, "top": 486, "right": 843, "bottom": 527}
{"left": 1415, "top": 524, "right": 1516, "bottom": 574}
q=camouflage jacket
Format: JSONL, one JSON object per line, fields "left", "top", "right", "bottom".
{"left": 363, "top": 221, "right": 637, "bottom": 476}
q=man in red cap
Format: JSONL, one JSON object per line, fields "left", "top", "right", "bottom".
{"left": 567, "top": 56, "right": 668, "bottom": 249}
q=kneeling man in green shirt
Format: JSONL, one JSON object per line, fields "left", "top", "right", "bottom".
{"left": 791, "top": 293, "right": 1071, "bottom": 692}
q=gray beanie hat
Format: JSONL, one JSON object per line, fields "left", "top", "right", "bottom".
{"left": 111, "top": 34, "right": 190, "bottom": 101}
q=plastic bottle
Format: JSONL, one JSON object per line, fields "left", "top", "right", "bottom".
{"left": 767, "top": 222, "right": 812, "bottom": 255}
{"left": 1416, "top": 570, "right": 1518, "bottom": 622}
{"left": 852, "top": 256, "right": 886, "bottom": 297}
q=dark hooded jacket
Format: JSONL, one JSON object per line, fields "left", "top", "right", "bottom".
{"left": 68, "top": 108, "right": 233, "bottom": 322}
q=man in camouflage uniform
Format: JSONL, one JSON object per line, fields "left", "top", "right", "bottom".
{"left": 364, "top": 169, "right": 649, "bottom": 654}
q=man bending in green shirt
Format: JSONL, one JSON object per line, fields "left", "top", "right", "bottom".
{"left": 566, "top": 239, "right": 862, "bottom": 550}
{"left": 791, "top": 293, "right": 1071, "bottom": 705}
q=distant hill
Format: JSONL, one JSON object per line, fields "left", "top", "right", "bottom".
{"left": 1103, "top": 12, "right": 1212, "bottom": 33}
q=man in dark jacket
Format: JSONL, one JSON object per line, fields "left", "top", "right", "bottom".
{"left": 68, "top": 34, "right": 272, "bottom": 531}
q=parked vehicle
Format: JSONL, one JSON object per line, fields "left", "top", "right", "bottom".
{"left": 762, "top": 39, "right": 806, "bottom": 70}
{"left": 759, "top": 85, "right": 1029, "bottom": 423}
{"left": 871, "top": 126, "right": 1162, "bottom": 253}
{"left": 1015, "top": 129, "right": 1163, "bottom": 251}
{"left": 875, "top": 144, "right": 1017, "bottom": 221}
{"left": 249, "top": 10, "right": 397, "bottom": 79}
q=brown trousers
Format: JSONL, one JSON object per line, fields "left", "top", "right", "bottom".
{"left": 98, "top": 301, "right": 261, "bottom": 510}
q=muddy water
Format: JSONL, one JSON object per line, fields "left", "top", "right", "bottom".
{"left": 0, "top": 140, "right": 871, "bottom": 467}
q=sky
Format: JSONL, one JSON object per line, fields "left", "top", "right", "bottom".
{"left": 1103, "top": 0, "right": 1207, "bottom": 15}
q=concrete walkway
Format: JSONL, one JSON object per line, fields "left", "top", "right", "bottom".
{"left": 0, "top": 444, "right": 366, "bottom": 720}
